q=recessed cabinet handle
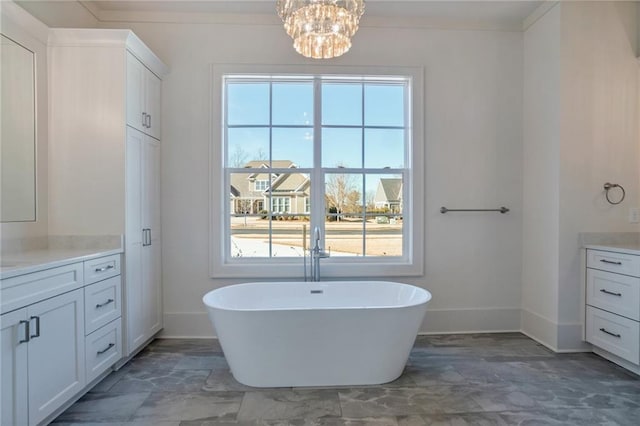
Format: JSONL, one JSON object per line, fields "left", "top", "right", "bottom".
{"left": 599, "top": 328, "right": 621, "bottom": 338}
{"left": 600, "top": 259, "right": 622, "bottom": 265}
{"left": 95, "top": 265, "right": 115, "bottom": 273}
{"left": 30, "top": 316, "right": 40, "bottom": 339}
{"left": 19, "top": 320, "right": 30, "bottom": 344}
{"left": 142, "top": 112, "right": 147, "bottom": 128}
{"left": 147, "top": 114, "right": 151, "bottom": 128}
{"left": 96, "top": 299, "right": 115, "bottom": 309}
{"left": 97, "top": 343, "right": 115, "bottom": 355}
{"left": 600, "top": 289, "right": 622, "bottom": 297}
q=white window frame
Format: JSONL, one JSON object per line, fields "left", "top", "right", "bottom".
{"left": 210, "top": 64, "right": 424, "bottom": 278}
{"left": 271, "top": 197, "right": 291, "bottom": 213}
{"left": 254, "top": 179, "right": 269, "bottom": 192}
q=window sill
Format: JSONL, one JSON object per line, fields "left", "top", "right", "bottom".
{"left": 209, "top": 258, "right": 423, "bottom": 279}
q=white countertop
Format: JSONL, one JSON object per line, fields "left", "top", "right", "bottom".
{"left": 0, "top": 247, "right": 123, "bottom": 280}
{"left": 585, "top": 243, "right": 640, "bottom": 256}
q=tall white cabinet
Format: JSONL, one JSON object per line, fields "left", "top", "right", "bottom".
{"left": 125, "top": 127, "right": 162, "bottom": 351}
{"left": 48, "top": 29, "right": 168, "bottom": 357}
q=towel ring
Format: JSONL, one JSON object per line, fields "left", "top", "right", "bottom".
{"left": 603, "top": 182, "right": 625, "bottom": 205}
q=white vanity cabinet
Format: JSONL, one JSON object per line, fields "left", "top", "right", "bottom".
{"left": 83, "top": 254, "right": 123, "bottom": 383}
{"left": 48, "top": 29, "right": 168, "bottom": 358}
{"left": 0, "top": 251, "right": 123, "bottom": 426}
{"left": 1, "top": 299, "right": 85, "bottom": 426}
{"left": 585, "top": 247, "right": 640, "bottom": 374}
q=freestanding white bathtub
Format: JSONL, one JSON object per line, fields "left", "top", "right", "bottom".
{"left": 202, "top": 281, "right": 431, "bottom": 387}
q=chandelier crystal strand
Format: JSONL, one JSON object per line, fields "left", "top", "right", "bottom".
{"left": 276, "top": 0, "right": 365, "bottom": 59}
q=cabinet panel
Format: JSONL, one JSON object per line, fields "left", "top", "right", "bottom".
{"left": 126, "top": 51, "right": 161, "bottom": 139}
{"left": 587, "top": 249, "right": 640, "bottom": 277}
{"left": 1, "top": 309, "right": 29, "bottom": 426}
{"left": 146, "top": 71, "right": 162, "bottom": 139}
{"left": 28, "top": 289, "right": 85, "bottom": 426}
{"left": 144, "top": 241, "right": 162, "bottom": 336}
{"left": 586, "top": 268, "right": 640, "bottom": 321}
{"left": 143, "top": 137, "right": 161, "bottom": 241}
{"left": 1, "top": 262, "right": 83, "bottom": 314}
{"left": 84, "top": 254, "right": 121, "bottom": 285}
{"left": 125, "top": 242, "right": 145, "bottom": 354}
{"left": 85, "top": 276, "right": 122, "bottom": 334}
{"left": 126, "top": 127, "right": 144, "bottom": 246}
{"left": 586, "top": 305, "right": 639, "bottom": 364}
{"left": 126, "top": 52, "right": 146, "bottom": 134}
{"left": 86, "top": 318, "right": 122, "bottom": 383}
{"left": 126, "top": 130, "right": 162, "bottom": 356}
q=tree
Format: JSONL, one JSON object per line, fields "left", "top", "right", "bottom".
{"left": 325, "top": 172, "right": 360, "bottom": 222}
{"left": 230, "top": 145, "right": 249, "bottom": 168}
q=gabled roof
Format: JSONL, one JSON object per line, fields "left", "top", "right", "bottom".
{"left": 230, "top": 160, "right": 308, "bottom": 198}
{"left": 376, "top": 178, "right": 402, "bottom": 202}
{"left": 269, "top": 172, "right": 309, "bottom": 194}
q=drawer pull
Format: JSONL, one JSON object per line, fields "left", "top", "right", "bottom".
{"left": 97, "top": 342, "right": 115, "bottom": 355}
{"left": 30, "top": 316, "right": 40, "bottom": 339}
{"left": 96, "top": 299, "right": 115, "bottom": 309}
{"left": 599, "top": 289, "right": 623, "bottom": 297}
{"left": 95, "top": 265, "right": 115, "bottom": 273}
{"left": 599, "top": 328, "right": 621, "bottom": 338}
{"left": 600, "top": 259, "right": 623, "bottom": 265}
{"left": 19, "top": 320, "right": 30, "bottom": 344}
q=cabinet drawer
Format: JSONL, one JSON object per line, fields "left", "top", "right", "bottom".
{"left": 84, "top": 254, "right": 120, "bottom": 285}
{"left": 586, "top": 306, "right": 639, "bottom": 364}
{"left": 1, "top": 263, "right": 83, "bottom": 313}
{"left": 586, "top": 269, "right": 640, "bottom": 320}
{"left": 84, "top": 276, "right": 121, "bottom": 334}
{"left": 587, "top": 249, "right": 640, "bottom": 277}
{"left": 85, "top": 318, "right": 122, "bottom": 383}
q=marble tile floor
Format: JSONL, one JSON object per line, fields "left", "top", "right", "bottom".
{"left": 51, "top": 333, "right": 640, "bottom": 426}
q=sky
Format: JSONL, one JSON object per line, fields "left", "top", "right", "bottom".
{"left": 226, "top": 80, "right": 407, "bottom": 170}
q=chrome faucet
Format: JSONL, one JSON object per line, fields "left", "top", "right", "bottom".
{"left": 310, "top": 226, "right": 330, "bottom": 282}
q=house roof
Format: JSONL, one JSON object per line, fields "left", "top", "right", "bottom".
{"left": 375, "top": 178, "right": 402, "bottom": 202}
{"left": 230, "top": 160, "right": 308, "bottom": 199}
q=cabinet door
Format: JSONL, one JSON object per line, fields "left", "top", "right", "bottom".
{"left": 1, "top": 309, "right": 29, "bottom": 426}
{"left": 126, "top": 52, "right": 146, "bottom": 134}
{"left": 28, "top": 289, "right": 85, "bottom": 426}
{"left": 143, "top": 137, "right": 161, "bottom": 242}
{"left": 142, "top": 137, "right": 162, "bottom": 338}
{"left": 126, "top": 128, "right": 145, "bottom": 355}
{"left": 125, "top": 242, "right": 145, "bottom": 355}
{"left": 145, "top": 71, "right": 162, "bottom": 140}
{"left": 126, "top": 127, "right": 144, "bottom": 247}
{"left": 143, "top": 240, "right": 162, "bottom": 337}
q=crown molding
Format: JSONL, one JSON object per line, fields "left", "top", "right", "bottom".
{"left": 522, "top": 0, "right": 559, "bottom": 31}
{"left": 93, "top": 9, "right": 523, "bottom": 32}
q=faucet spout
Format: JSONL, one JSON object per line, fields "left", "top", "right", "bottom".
{"left": 310, "top": 227, "right": 329, "bottom": 282}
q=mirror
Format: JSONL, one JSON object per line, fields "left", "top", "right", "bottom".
{"left": 1, "top": 34, "right": 36, "bottom": 222}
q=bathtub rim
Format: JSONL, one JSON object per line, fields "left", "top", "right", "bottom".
{"left": 202, "top": 280, "right": 432, "bottom": 313}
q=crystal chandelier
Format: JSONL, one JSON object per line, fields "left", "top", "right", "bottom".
{"left": 276, "top": 0, "right": 365, "bottom": 59}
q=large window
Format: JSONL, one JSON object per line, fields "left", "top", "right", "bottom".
{"left": 211, "top": 65, "right": 423, "bottom": 278}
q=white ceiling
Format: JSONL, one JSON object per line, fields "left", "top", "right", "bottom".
{"left": 84, "top": 0, "right": 542, "bottom": 19}
{"left": 16, "top": 0, "right": 545, "bottom": 30}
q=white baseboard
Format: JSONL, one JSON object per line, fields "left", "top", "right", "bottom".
{"left": 521, "top": 308, "right": 590, "bottom": 352}
{"left": 421, "top": 307, "right": 521, "bottom": 334}
{"left": 160, "top": 312, "right": 215, "bottom": 338}
{"left": 161, "top": 307, "right": 522, "bottom": 339}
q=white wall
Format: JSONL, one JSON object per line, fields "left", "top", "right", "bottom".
{"left": 97, "top": 18, "right": 525, "bottom": 337}
{"left": 558, "top": 0, "right": 639, "bottom": 348}
{"left": 521, "top": 4, "right": 561, "bottom": 347}
{"left": 0, "top": 1, "right": 49, "bottom": 249}
{"left": 522, "top": 1, "right": 640, "bottom": 351}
